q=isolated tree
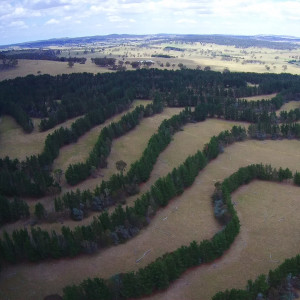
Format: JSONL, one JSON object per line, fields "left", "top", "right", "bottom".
{"left": 68, "top": 60, "right": 74, "bottom": 68}
{"left": 116, "top": 160, "right": 127, "bottom": 176}
{"left": 53, "top": 169, "right": 63, "bottom": 184}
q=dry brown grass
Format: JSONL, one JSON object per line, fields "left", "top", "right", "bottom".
{"left": 2, "top": 114, "right": 300, "bottom": 300}
{"left": 147, "top": 181, "right": 300, "bottom": 300}
{"left": 0, "top": 100, "right": 150, "bottom": 161}
{"left": 0, "top": 115, "right": 82, "bottom": 160}
{"left": 0, "top": 59, "right": 114, "bottom": 81}
{"left": 276, "top": 100, "right": 300, "bottom": 115}
{"left": 2, "top": 139, "right": 300, "bottom": 300}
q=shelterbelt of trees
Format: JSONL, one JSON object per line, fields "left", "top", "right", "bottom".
{"left": 0, "top": 122, "right": 299, "bottom": 266}
{"left": 59, "top": 163, "right": 300, "bottom": 300}
{"left": 1, "top": 69, "right": 300, "bottom": 200}
{"left": 0, "top": 124, "right": 245, "bottom": 262}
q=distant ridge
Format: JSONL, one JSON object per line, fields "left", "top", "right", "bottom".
{"left": 1, "top": 34, "right": 299, "bottom": 49}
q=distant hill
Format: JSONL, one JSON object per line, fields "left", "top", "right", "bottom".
{"left": 1, "top": 34, "right": 299, "bottom": 50}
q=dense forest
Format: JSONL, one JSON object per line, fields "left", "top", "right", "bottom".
{"left": 1, "top": 69, "right": 300, "bottom": 132}
{"left": 1, "top": 68, "right": 300, "bottom": 299}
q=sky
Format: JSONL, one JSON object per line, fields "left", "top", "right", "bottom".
{"left": 1, "top": 0, "right": 300, "bottom": 45}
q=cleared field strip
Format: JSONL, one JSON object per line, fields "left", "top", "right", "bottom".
{"left": 0, "top": 100, "right": 150, "bottom": 161}
{"left": 125, "top": 119, "right": 248, "bottom": 207}
{"left": 276, "top": 100, "right": 300, "bottom": 116}
{"left": 2, "top": 138, "right": 300, "bottom": 299}
{"left": 0, "top": 115, "right": 81, "bottom": 160}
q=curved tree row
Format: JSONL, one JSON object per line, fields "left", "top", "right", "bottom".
{"left": 60, "top": 163, "right": 298, "bottom": 300}
{"left": 0, "top": 125, "right": 245, "bottom": 264}
{"left": 65, "top": 101, "right": 163, "bottom": 185}
{"left": 54, "top": 107, "right": 191, "bottom": 215}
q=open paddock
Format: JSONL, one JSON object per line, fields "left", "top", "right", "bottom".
{"left": 0, "top": 115, "right": 84, "bottom": 160}
{"left": 0, "top": 100, "right": 150, "bottom": 161}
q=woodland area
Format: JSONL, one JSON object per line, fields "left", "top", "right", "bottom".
{"left": 1, "top": 68, "right": 300, "bottom": 299}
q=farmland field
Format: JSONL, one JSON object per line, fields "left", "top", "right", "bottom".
{"left": 1, "top": 38, "right": 300, "bottom": 82}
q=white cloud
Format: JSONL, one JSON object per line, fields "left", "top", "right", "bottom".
{"left": 45, "top": 18, "right": 60, "bottom": 24}
{"left": 1, "top": 0, "right": 300, "bottom": 44}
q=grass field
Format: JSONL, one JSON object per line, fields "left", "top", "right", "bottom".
{"left": 3, "top": 129, "right": 300, "bottom": 299}
{"left": 0, "top": 100, "right": 151, "bottom": 161}
{"left": 0, "top": 114, "right": 83, "bottom": 160}
{"left": 0, "top": 59, "right": 114, "bottom": 81}
{"left": 276, "top": 100, "right": 300, "bottom": 115}
{"left": 145, "top": 139, "right": 300, "bottom": 300}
